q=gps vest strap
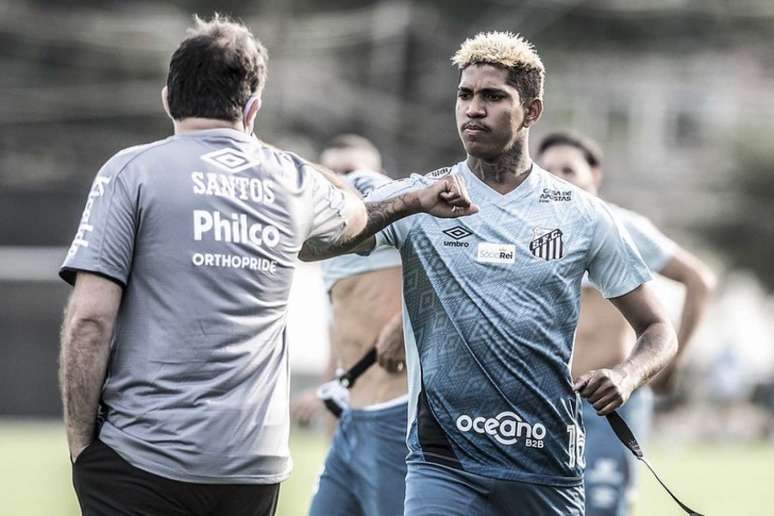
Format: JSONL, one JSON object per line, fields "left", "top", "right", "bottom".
{"left": 338, "top": 347, "right": 378, "bottom": 388}
{"left": 606, "top": 411, "right": 703, "bottom": 516}
{"left": 318, "top": 347, "right": 378, "bottom": 417}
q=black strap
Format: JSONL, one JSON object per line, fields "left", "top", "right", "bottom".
{"left": 338, "top": 347, "right": 378, "bottom": 388}
{"left": 606, "top": 411, "right": 704, "bottom": 516}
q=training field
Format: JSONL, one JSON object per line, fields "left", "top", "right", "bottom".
{"left": 2, "top": 420, "right": 771, "bottom": 516}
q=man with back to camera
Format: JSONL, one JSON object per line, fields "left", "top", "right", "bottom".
{"left": 537, "top": 131, "right": 715, "bottom": 516}
{"left": 300, "top": 31, "right": 677, "bottom": 515}
{"left": 57, "top": 15, "right": 476, "bottom": 516}
{"left": 291, "top": 134, "right": 410, "bottom": 516}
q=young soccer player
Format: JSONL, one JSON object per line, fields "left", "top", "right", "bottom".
{"left": 310, "top": 31, "right": 678, "bottom": 515}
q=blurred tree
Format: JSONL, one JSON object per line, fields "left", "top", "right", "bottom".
{"left": 701, "top": 139, "right": 774, "bottom": 291}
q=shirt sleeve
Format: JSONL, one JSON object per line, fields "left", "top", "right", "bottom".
{"left": 59, "top": 160, "right": 137, "bottom": 287}
{"left": 586, "top": 199, "right": 652, "bottom": 299}
{"left": 617, "top": 209, "right": 677, "bottom": 273}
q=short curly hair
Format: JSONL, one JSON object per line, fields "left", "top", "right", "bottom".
{"left": 452, "top": 31, "right": 545, "bottom": 105}
{"left": 166, "top": 14, "right": 268, "bottom": 121}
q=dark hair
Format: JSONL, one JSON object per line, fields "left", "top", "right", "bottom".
{"left": 537, "top": 131, "right": 603, "bottom": 168}
{"left": 504, "top": 65, "right": 543, "bottom": 106}
{"left": 166, "top": 15, "right": 268, "bottom": 121}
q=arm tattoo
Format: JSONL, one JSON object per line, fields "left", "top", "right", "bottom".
{"left": 299, "top": 194, "right": 417, "bottom": 261}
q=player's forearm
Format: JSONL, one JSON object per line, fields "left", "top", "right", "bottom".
{"left": 616, "top": 321, "right": 677, "bottom": 390}
{"left": 59, "top": 311, "right": 113, "bottom": 457}
{"left": 299, "top": 194, "right": 419, "bottom": 261}
{"left": 675, "top": 268, "right": 715, "bottom": 359}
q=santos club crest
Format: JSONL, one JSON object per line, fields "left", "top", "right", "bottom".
{"left": 529, "top": 227, "right": 564, "bottom": 261}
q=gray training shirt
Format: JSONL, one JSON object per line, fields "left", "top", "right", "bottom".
{"left": 60, "top": 128, "right": 348, "bottom": 484}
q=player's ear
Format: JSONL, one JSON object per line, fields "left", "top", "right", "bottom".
{"left": 522, "top": 98, "right": 543, "bottom": 128}
{"left": 243, "top": 94, "right": 262, "bottom": 134}
{"left": 161, "top": 86, "right": 172, "bottom": 120}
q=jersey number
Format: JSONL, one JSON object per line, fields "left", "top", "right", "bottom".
{"left": 566, "top": 424, "right": 586, "bottom": 469}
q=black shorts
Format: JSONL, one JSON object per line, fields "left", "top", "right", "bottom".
{"left": 72, "top": 440, "right": 280, "bottom": 516}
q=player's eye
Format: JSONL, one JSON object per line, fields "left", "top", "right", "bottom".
{"left": 485, "top": 93, "right": 505, "bottom": 101}
{"left": 562, "top": 167, "right": 576, "bottom": 176}
{"left": 457, "top": 90, "right": 472, "bottom": 99}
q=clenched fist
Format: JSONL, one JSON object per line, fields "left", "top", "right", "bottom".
{"left": 573, "top": 368, "right": 636, "bottom": 416}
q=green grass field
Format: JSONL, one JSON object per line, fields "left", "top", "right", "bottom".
{"left": 1, "top": 420, "right": 772, "bottom": 515}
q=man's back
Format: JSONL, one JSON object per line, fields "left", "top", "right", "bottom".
{"left": 61, "top": 128, "right": 346, "bottom": 484}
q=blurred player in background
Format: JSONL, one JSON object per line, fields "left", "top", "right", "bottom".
{"left": 292, "top": 134, "right": 409, "bottom": 516}
{"left": 537, "top": 132, "right": 715, "bottom": 516}
{"left": 57, "top": 15, "right": 475, "bottom": 516}
{"left": 326, "top": 32, "right": 678, "bottom": 515}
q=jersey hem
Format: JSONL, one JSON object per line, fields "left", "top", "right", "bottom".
{"left": 99, "top": 425, "right": 291, "bottom": 485}
{"left": 407, "top": 455, "right": 583, "bottom": 488}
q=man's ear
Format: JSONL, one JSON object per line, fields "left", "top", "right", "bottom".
{"left": 522, "top": 98, "right": 543, "bottom": 128}
{"left": 244, "top": 95, "right": 262, "bottom": 133}
{"left": 161, "top": 86, "right": 172, "bottom": 120}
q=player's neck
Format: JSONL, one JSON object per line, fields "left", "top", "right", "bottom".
{"left": 466, "top": 143, "right": 533, "bottom": 195}
{"left": 173, "top": 117, "right": 246, "bottom": 135}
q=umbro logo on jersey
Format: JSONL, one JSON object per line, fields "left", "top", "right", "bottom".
{"left": 530, "top": 228, "right": 564, "bottom": 261}
{"left": 201, "top": 148, "right": 259, "bottom": 173}
{"left": 442, "top": 226, "right": 472, "bottom": 248}
{"left": 443, "top": 226, "right": 472, "bottom": 240}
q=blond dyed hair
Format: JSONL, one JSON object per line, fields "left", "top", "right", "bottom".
{"left": 451, "top": 31, "right": 545, "bottom": 102}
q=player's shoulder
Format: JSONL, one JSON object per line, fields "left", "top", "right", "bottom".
{"left": 345, "top": 169, "right": 393, "bottom": 196}
{"left": 101, "top": 137, "right": 176, "bottom": 179}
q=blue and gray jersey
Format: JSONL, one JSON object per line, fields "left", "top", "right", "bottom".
{"left": 320, "top": 170, "right": 401, "bottom": 292}
{"left": 366, "top": 162, "right": 651, "bottom": 486}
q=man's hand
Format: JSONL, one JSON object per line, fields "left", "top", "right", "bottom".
{"left": 291, "top": 389, "right": 324, "bottom": 428}
{"left": 375, "top": 313, "right": 405, "bottom": 374}
{"left": 412, "top": 174, "right": 479, "bottom": 218}
{"left": 70, "top": 441, "right": 92, "bottom": 464}
{"left": 573, "top": 368, "right": 636, "bottom": 416}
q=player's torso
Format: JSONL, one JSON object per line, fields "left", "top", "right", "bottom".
{"left": 401, "top": 164, "right": 597, "bottom": 484}
{"left": 572, "top": 287, "right": 635, "bottom": 377}
{"left": 324, "top": 169, "right": 407, "bottom": 406}
{"left": 330, "top": 266, "right": 406, "bottom": 406}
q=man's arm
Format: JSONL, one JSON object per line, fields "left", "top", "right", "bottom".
{"left": 650, "top": 249, "right": 716, "bottom": 393}
{"left": 375, "top": 311, "right": 405, "bottom": 373}
{"left": 299, "top": 174, "right": 478, "bottom": 261}
{"left": 59, "top": 272, "right": 122, "bottom": 461}
{"left": 574, "top": 284, "right": 677, "bottom": 415}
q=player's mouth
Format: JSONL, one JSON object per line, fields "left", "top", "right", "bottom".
{"left": 461, "top": 122, "right": 489, "bottom": 136}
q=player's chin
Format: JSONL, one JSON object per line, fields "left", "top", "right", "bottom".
{"left": 461, "top": 139, "right": 498, "bottom": 160}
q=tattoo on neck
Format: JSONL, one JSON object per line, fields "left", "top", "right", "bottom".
{"left": 467, "top": 143, "right": 533, "bottom": 186}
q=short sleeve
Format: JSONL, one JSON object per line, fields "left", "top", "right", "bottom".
{"left": 586, "top": 200, "right": 652, "bottom": 299}
{"left": 60, "top": 163, "right": 137, "bottom": 287}
{"left": 303, "top": 165, "right": 349, "bottom": 245}
{"left": 363, "top": 176, "right": 423, "bottom": 251}
{"left": 617, "top": 208, "right": 677, "bottom": 273}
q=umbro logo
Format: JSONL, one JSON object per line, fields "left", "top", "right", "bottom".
{"left": 442, "top": 226, "right": 472, "bottom": 248}
{"left": 201, "top": 148, "right": 259, "bottom": 173}
{"left": 443, "top": 226, "right": 472, "bottom": 240}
